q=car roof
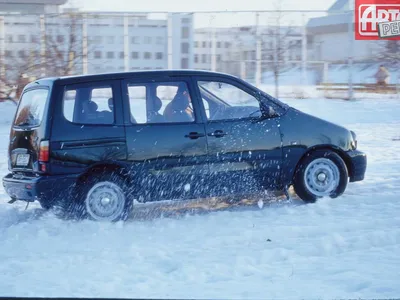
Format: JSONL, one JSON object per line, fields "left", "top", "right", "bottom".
{"left": 25, "top": 69, "right": 241, "bottom": 88}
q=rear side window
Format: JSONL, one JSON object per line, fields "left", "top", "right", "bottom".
{"left": 14, "top": 88, "right": 49, "bottom": 127}
{"left": 127, "top": 81, "right": 195, "bottom": 124}
{"left": 63, "top": 86, "right": 114, "bottom": 125}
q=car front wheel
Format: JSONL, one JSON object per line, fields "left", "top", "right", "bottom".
{"left": 293, "top": 149, "right": 348, "bottom": 203}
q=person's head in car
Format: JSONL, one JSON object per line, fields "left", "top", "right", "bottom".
{"left": 164, "top": 83, "right": 193, "bottom": 122}
{"left": 176, "top": 83, "right": 191, "bottom": 108}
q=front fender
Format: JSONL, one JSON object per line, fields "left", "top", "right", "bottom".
{"left": 278, "top": 108, "right": 355, "bottom": 186}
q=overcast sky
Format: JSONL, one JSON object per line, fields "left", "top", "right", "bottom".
{"left": 64, "top": 0, "right": 338, "bottom": 27}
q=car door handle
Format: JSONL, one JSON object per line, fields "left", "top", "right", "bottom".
{"left": 185, "top": 132, "right": 205, "bottom": 139}
{"left": 208, "top": 130, "right": 228, "bottom": 138}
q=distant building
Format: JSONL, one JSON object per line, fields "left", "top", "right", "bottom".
{"left": 306, "top": 0, "right": 382, "bottom": 63}
{"left": 0, "top": 1, "right": 194, "bottom": 79}
{"left": 193, "top": 26, "right": 303, "bottom": 78}
{"left": 0, "top": 0, "right": 67, "bottom": 14}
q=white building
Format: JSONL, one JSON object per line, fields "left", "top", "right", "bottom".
{"left": 84, "top": 13, "right": 169, "bottom": 74}
{"left": 306, "top": 0, "right": 383, "bottom": 63}
{"left": 0, "top": 0, "right": 194, "bottom": 81}
{"left": 193, "top": 26, "right": 303, "bottom": 78}
{"left": 0, "top": 0, "right": 67, "bottom": 14}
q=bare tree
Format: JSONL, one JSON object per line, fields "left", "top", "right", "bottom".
{"left": 263, "top": 1, "right": 297, "bottom": 99}
{"left": 0, "top": 12, "right": 87, "bottom": 102}
{"left": 0, "top": 50, "right": 38, "bottom": 104}
{"left": 45, "top": 13, "right": 84, "bottom": 77}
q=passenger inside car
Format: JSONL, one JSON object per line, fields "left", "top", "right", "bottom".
{"left": 82, "top": 100, "right": 100, "bottom": 124}
{"left": 94, "top": 97, "right": 114, "bottom": 124}
{"left": 147, "top": 96, "right": 165, "bottom": 123}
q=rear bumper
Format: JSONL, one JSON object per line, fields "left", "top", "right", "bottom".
{"left": 345, "top": 150, "right": 367, "bottom": 182}
{"left": 2, "top": 173, "right": 79, "bottom": 204}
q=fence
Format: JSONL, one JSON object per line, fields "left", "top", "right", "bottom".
{"left": 0, "top": 9, "right": 398, "bottom": 101}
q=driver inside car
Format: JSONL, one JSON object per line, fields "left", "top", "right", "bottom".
{"left": 163, "top": 83, "right": 194, "bottom": 123}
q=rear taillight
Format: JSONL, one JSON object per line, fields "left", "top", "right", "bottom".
{"left": 39, "top": 140, "right": 49, "bottom": 162}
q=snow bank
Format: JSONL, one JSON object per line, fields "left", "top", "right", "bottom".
{"left": 0, "top": 101, "right": 17, "bottom": 125}
{"left": 261, "top": 62, "right": 400, "bottom": 86}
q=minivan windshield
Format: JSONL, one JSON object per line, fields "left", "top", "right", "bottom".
{"left": 14, "top": 88, "right": 49, "bottom": 127}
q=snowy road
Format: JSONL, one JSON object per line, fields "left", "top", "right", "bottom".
{"left": 0, "top": 98, "right": 399, "bottom": 299}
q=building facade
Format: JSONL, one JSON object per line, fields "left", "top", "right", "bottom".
{"left": 193, "top": 26, "right": 303, "bottom": 78}
{"left": 306, "top": 0, "right": 383, "bottom": 63}
{"left": 2, "top": 0, "right": 383, "bottom": 88}
{"left": 0, "top": 1, "right": 194, "bottom": 81}
{"left": 0, "top": 0, "right": 67, "bottom": 14}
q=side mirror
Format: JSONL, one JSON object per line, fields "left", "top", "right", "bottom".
{"left": 261, "top": 105, "right": 278, "bottom": 118}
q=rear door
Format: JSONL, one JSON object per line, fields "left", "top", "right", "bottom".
{"left": 193, "top": 76, "right": 283, "bottom": 195}
{"left": 9, "top": 86, "right": 51, "bottom": 174}
{"left": 121, "top": 76, "right": 209, "bottom": 202}
{"left": 49, "top": 79, "right": 127, "bottom": 175}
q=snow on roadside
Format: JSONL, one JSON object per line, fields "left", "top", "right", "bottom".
{"left": 0, "top": 100, "right": 17, "bottom": 125}
{"left": 0, "top": 98, "right": 399, "bottom": 299}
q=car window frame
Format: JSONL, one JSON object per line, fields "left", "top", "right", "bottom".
{"left": 60, "top": 80, "right": 120, "bottom": 127}
{"left": 121, "top": 76, "right": 205, "bottom": 127}
{"left": 192, "top": 75, "right": 267, "bottom": 124}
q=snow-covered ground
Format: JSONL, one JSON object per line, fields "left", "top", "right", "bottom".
{"left": 0, "top": 96, "right": 399, "bottom": 299}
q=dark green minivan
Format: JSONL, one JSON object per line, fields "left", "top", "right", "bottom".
{"left": 2, "top": 70, "right": 367, "bottom": 222}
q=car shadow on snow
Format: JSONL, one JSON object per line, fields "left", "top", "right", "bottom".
{"left": 0, "top": 189, "right": 305, "bottom": 226}
{"left": 126, "top": 189, "right": 305, "bottom": 222}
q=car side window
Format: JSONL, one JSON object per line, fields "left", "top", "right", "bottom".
{"left": 197, "top": 80, "right": 261, "bottom": 121}
{"left": 63, "top": 85, "right": 114, "bottom": 125}
{"left": 127, "top": 81, "right": 195, "bottom": 124}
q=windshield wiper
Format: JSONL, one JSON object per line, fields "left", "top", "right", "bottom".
{"left": 249, "top": 109, "right": 261, "bottom": 118}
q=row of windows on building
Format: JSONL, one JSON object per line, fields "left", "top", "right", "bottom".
{"left": 93, "top": 51, "right": 164, "bottom": 60}
{"left": 4, "top": 34, "right": 166, "bottom": 45}
{"left": 4, "top": 24, "right": 192, "bottom": 45}
{"left": 92, "top": 49, "right": 191, "bottom": 62}
{"left": 91, "top": 66, "right": 166, "bottom": 72}
{"left": 2, "top": 50, "right": 165, "bottom": 60}
{"left": 91, "top": 36, "right": 165, "bottom": 45}
{"left": 194, "top": 54, "right": 222, "bottom": 64}
{"left": 194, "top": 39, "right": 302, "bottom": 50}
{"left": 4, "top": 49, "right": 299, "bottom": 62}
{"left": 194, "top": 41, "right": 232, "bottom": 48}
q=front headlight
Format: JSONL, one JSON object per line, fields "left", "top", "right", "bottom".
{"left": 350, "top": 130, "right": 357, "bottom": 150}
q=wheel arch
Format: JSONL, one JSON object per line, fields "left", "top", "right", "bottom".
{"left": 76, "top": 161, "right": 133, "bottom": 187}
{"left": 292, "top": 145, "right": 353, "bottom": 183}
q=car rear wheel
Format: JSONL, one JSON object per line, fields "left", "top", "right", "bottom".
{"left": 85, "top": 180, "right": 127, "bottom": 222}
{"left": 66, "top": 173, "right": 132, "bottom": 222}
{"left": 293, "top": 149, "right": 348, "bottom": 203}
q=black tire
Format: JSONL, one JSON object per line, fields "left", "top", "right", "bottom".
{"left": 293, "top": 149, "right": 348, "bottom": 203}
{"left": 39, "top": 188, "right": 71, "bottom": 211}
{"left": 63, "top": 172, "right": 133, "bottom": 222}
{"left": 39, "top": 200, "right": 53, "bottom": 211}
